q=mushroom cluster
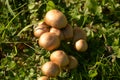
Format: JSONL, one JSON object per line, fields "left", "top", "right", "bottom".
{"left": 38, "top": 50, "right": 78, "bottom": 80}
{"left": 33, "top": 9, "right": 88, "bottom": 80}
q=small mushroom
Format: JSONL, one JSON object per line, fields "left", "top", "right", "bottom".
{"left": 38, "top": 32, "right": 60, "bottom": 51}
{"left": 41, "top": 61, "right": 60, "bottom": 77}
{"left": 62, "top": 24, "right": 73, "bottom": 41}
{"left": 73, "top": 27, "right": 87, "bottom": 43}
{"left": 50, "top": 50, "right": 69, "bottom": 67}
{"left": 75, "top": 39, "right": 88, "bottom": 52}
{"left": 66, "top": 55, "right": 78, "bottom": 70}
{"left": 34, "top": 22, "right": 49, "bottom": 38}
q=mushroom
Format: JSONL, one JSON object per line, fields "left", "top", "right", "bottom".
{"left": 73, "top": 27, "right": 87, "bottom": 43}
{"left": 66, "top": 55, "right": 78, "bottom": 70}
{"left": 37, "top": 76, "right": 49, "bottom": 80}
{"left": 75, "top": 39, "right": 88, "bottom": 52}
{"left": 41, "top": 61, "right": 60, "bottom": 77}
{"left": 50, "top": 50, "right": 69, "bottom": 67}
{"left": 62, "top": 24, "right": 73, "bottom": 41}
{"left": 44, "top": 9, "right": 67, "bottom": 29}
{"left": 34, "top": 22, "right": 50, "bottom": 38}
{"left": 50, "top": 27, "right": 64, "bottom": 40}
{"left": 38, "top": 32, "right": 60, "bottom": 51}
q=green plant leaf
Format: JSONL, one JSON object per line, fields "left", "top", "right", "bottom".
{"left": 28, "top": 3, "right": 35, "bottom": 10}
{"left": 84, "top": 0, "right": 101, "bottom": 14}
{"left": 46, "top": 1, "right": 56, "bottom": 11}
{"left": 88, "top": 69, "right": 98, "bottom": 78}
{"left": 7, "top": 61, "right": 16, "bottom": 70}
{"left": 0, "top": 58, "right": 8, "bottom": 69}
{"left": 112, "top": 38, "right": 119, "bottom": 46}
{"left": 112, "top": 46, "right": 120, "bottom": 58}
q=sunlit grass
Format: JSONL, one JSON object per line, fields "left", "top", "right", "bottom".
{"left": 0, "top": 0, "right": 120, "bottom": 80}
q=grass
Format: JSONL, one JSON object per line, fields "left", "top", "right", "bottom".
{"left": 0, "top": 0, "right": 120, "bottom": 80}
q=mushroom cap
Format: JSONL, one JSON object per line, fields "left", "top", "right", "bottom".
{"left": 50, "top": 50, "right": 69, "bottom": 67}
{"left": 38, "top": 32, "right": 60, "bottom": 51}
{"left": 41, "top": 61, "right": 60, "bottom": 77}
{"left": 50, "top": 27, "right": 64, "bottom": 40}
{"left": 37, "top": 76, "right": 49, "bottom": 80}
{"left": 44, "top": 9, "right": 67, "bottom": 29}
{"left": 75, "top": 39, "right": 88, "bottom": 52}
{"left": 34, "top": 22, "right": 49, "bottom": 38}
{"left": 62, "top": 24, "right": 73, "bottom": 40}
{"left": 66, "top": 55, "right": 78, "bottom": 69}
{"left": 73, "top": 27, "right": 87, "bottom": 43}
